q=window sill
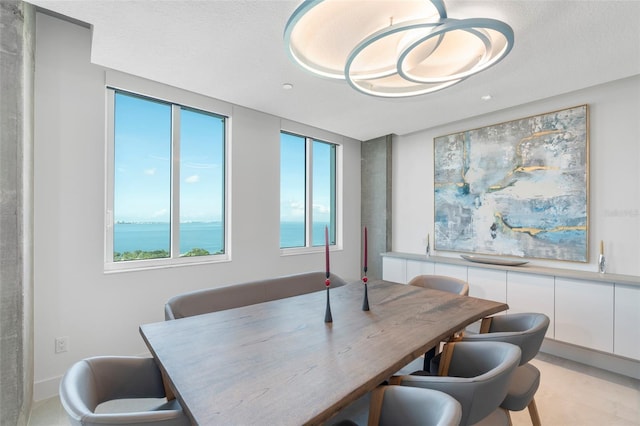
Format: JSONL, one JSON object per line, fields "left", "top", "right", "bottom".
{"left": 280, "top": 245, "right": 342, "bottom": 257}
{"left": 104, "top": 253, "right": 230, "bottom": 274}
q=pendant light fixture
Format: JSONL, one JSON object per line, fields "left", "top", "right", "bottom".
{"left": 284, "top": 0, "right": 514, "bottom": 97}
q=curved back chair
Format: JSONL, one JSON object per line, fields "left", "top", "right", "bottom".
{"left": 460, "top": 312, "right": 550, "bottom": 426}
{"left": 407, "top": 274, "right": 470, "bottom": 371}
{"left": 408, "top": 275, "right": 469, "bottom": 296}
{"left": 373, "top": 385, "right": 462, "bottom": 426}
{"left": 332, "top": 385, "right": 461, "bottom": 426}
{"left": 165, "top": 271, "right": 347, "bottom": 320}
{"left": 59, "top": 356, "right": 190, "bottom": 426}
{"left": 393, "top": 341, "right": 521, "bottom": 426}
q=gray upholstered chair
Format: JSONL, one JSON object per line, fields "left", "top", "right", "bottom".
{"left": 392, "top": 341, "right": 522, "bottom": 426}
{"left": 408, "top": 274, "right": 470, "bottom": 296}
{"left": 59, "top": 356, "right": 190, "bottom": 426}
{"left": 458, "top": 312, "right": 550, "bottom": 426}
{"left": 332, "top": 385, "right": 461, "bottom": 426}
{"left": 408, "top": 274, "right": 470, "bottom": 370}
{"left": 165, "top": 271, "right": 347, "bottom": 320}
{"left": 372, "top": 385, "right": 462, "bottom": 426}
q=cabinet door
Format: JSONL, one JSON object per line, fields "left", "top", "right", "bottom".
{"left": 406, "top": 260, "right": 435, "bottom": 283}
{"left": 555, "top": 278, "right": 613, "bottom": 353}
{"left": 507, "top": 272, "right": 555, "bottom": 338}
{"left": 468, "top": 267, "right": 507, "bottom": 303}
{"left": 433, "top": 263, "right": 468, "bottom": 281}
{"left": 614, "top": 284, "right": 640, "bottom": 360}
{"left": 382, "top": 257, "right": 406, "bottom": 284}
{"left": 466, "top": 268, "right": 507, "bottom": 333}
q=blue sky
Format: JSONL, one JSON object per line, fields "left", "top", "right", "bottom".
{"left": 279, "top": 132, "right": 333, "bottom": 225}
{"left": 114, "top": 92, "right": 332, "bottom": 226}
{"left": 114, "top": 92, "right": 224, "bottom": 223}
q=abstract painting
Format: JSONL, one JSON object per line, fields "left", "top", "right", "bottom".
{"left": 434, "top": 105, "right": 589, "bottom": 262}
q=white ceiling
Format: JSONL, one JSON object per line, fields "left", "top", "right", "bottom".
{"left": 30, "top": 0, "right": 640, "bottom": 141}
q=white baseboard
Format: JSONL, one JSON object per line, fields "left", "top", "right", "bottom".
{"left": 541, "top": 338, "right": 640, "bottom": 380}
{"left": 34, "top": 376, "right": 61, "bottom": 402}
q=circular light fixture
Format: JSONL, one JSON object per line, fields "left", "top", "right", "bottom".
{"left": 398, "top": 18, "right": 514, "bottom": 84}
{"left": 345, "top": 18, "right": 462, "bottom": 97}
{"left": 284, "top": 0, "right": 514, "bottom": 98}
{"left": 284, "top": 0, "right": 447, "bottom": 79}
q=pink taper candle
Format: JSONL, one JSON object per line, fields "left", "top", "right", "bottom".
{"left": 364, "top": 227, "right": 368, "bottom": 270}
{"left": 325, "top": 226, "right": 330, "bottom": 277}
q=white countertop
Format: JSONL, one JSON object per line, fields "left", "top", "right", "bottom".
{"left": 382, "top": 252, "right": 640, "bottom": 287}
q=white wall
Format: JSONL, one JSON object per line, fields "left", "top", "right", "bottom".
{"left": 32, "top": 10, "right": 640, "bottom": 401}
{"left": 393, "top": 75, "right": 640, "bottom": 276}
{"left": 33, "top": 14, "right": 361, "bottom": 400}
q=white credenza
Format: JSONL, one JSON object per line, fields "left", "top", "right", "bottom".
{"left": 555, "top": 277, "right": 614, "bottom": 353}
{"left": 614, "top": 284, "right": 640, "bottom": 360}
{"left": 507, "top": 272, "right": 555, "bottom": 338}
{"left": 382, "top": 253, "right": 640, "bottom": 369}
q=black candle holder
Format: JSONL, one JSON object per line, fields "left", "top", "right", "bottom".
{"left": 324, "top": 275, "right": 333, "bottom": 323}
{"left": 362, "top": 267, "right": 370, "bottom": 311}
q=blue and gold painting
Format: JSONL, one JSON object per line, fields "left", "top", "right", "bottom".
{"left": 434, "top": 105, "right": 588, "bottom": 262}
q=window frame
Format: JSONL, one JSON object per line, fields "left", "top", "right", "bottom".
{"left": 104, "top": 87, "right": 231, "bottom": 272}
{"left": 279, "top": 130, "right": 342, "bottom": 255}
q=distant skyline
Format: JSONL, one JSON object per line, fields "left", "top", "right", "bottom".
{"left": 114, "top": 92, "right": 333, "bottom": 236}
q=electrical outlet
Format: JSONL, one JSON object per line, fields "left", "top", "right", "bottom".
{"left": 55, "top": 336, "right": 69, "bottom": 354}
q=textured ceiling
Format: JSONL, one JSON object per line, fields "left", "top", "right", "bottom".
{"left": 29, "top": 0, "right": 640, "bottom": 141}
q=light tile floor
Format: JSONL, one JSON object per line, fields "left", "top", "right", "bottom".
{"left": 29, "top": 353, "right": 640, "bottom": 425}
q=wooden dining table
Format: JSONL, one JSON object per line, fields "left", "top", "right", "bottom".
{"left": 139, "top": 280, "right": 508, "bottom": 425}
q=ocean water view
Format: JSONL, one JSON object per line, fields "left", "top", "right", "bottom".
{"left": 114, "top": 222, "right": 224, "bottom": 255}
{"left": 113, "top": 221, "right": 332, "bottom": 255}
{"left": 279, "top": 222, "right": 334, "bottom": 247}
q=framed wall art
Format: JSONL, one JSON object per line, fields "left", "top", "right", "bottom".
{"left": 434, "top": 105, "right": 589, "bottom": 262}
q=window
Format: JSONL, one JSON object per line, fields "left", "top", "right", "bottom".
{"left": 106, "top": 89, "right": 227, "bottom": 269}
{"left": 280, "top": 132, "right": 337, "bottom": 249}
